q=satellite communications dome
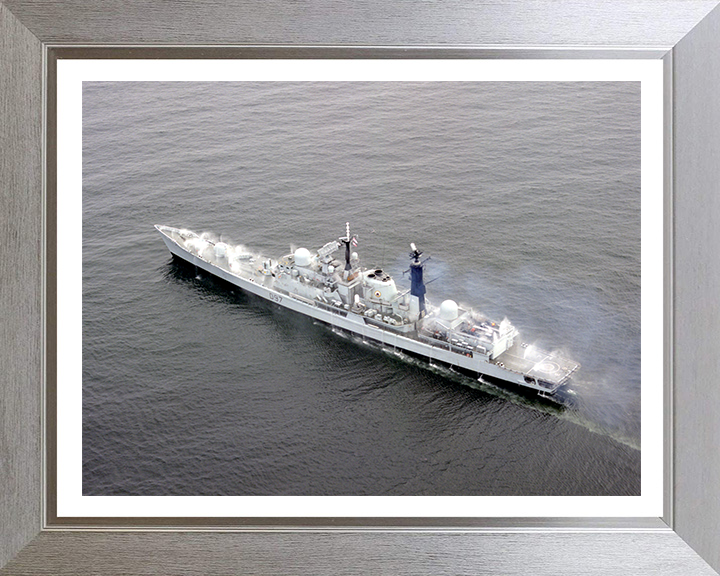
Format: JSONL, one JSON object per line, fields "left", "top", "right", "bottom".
{"left": 439, "top": 299, "right": 459, "bottom": 321}
{"left": 294, "top": 247, "right": 312, "bottom": 267}
{"left": 214, "top": 242, "right": 228, "bottom": 258}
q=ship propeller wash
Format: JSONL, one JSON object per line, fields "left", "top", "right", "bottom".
{"left": 155, "top": 223, "right": 580, "bottom": 401}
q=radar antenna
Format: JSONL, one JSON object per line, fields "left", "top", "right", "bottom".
{"left": 410, "top": 242, "right": 423, "bottom": 262}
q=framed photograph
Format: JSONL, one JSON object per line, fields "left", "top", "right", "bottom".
{"left": 55, "top": 59, "right": 663, "bottom": 522}
{"left": 2, "top": 2, "right": 720, "bottom": 575}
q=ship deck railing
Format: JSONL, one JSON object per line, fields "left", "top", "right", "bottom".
{"left": 281, "top": 291, "right": 350, "bottom": 318}
{"left": 416, "top": 333, "right": 485, "bottom": 359}
{"left": 360, "top": 313, "right": 414, "bottom": 332}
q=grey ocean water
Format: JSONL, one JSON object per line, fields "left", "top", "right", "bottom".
{"left": 83, "top": 82, "right": 641, "bottom": 496}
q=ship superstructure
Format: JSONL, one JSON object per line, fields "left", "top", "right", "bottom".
{"left": 155, "top": 223, "right": 579, "bottom": 400}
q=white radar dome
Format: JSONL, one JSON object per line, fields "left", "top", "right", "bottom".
{"left": 214, "top": 242, "right": 228, "bottom": 258}
{"left": 439, "top": 300, "right": 459, "bottom": 321}
{"left": 294, "top": 247, "right": 312, "bottom": 267}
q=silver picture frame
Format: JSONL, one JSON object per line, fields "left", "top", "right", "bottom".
{"left": 2, "top": 1, "right": 720, "bottom": 574}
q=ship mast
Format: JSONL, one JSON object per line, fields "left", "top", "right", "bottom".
{"left": 409, "top": 242, "right": 427, "bottom": 317}
{"left": 339, "top": 221, "right": 357, "bottom": 271}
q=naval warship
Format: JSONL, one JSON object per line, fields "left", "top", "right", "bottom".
{"left": 155, "top": 223, "right": 580, "bottom": 401}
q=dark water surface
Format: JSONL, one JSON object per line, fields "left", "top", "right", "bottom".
{"left": 83, "top": 81, "right": 641, "bottom": 496}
